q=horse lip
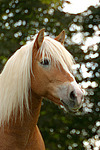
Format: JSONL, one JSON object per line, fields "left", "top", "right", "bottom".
{"left": 60, "top": 100, "right": 78, "bottom": 113}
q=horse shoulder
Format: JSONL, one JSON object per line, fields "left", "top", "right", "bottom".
{"left": 0, "top": 128, "right": 19, "bottom": 150}
{"left": 26, "top": 125, "right": 45, "bottom": 150}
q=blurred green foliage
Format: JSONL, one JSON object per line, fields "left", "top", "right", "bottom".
{"left": 0, "top": 0, "right": 100, "bottom": 149}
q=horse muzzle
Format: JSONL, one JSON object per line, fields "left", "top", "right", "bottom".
{"left": 59, "top": 81, "right": 84, "bottom": 112}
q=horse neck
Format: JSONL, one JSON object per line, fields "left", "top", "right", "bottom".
{"left": 2, "top": 92, "right": 42, "bottom": 149}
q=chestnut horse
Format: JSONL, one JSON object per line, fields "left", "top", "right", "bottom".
{"left": 0, "top": 29, "right": 83, "bottom": 150}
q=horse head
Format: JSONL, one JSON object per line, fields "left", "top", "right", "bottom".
{"left": 31, "top": 29, "right": 84, "bottom": 112}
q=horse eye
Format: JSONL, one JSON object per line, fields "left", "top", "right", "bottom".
{"left": 40, "top": 59, "right": 50, "bottom": 66}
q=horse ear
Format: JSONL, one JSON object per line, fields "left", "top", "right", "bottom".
{"left": 55, "top": 30, "right": 65, "bottom": 44}
{"left": 34, "top": 28, "right": 45, "bottom": 49}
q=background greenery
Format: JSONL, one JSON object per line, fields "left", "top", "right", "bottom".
{"left": 0, "top": 0, "right": 100, "bottom": 149}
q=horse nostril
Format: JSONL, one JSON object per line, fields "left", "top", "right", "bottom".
{"left": 70, "top": 91, "right": 76, "bottom": 100}
{"left": 81, "top": 95, "right": 84, "bottom": 101}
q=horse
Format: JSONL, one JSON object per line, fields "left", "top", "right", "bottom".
{"left": 0, "top": 28, "right": 83, "bottom": 150}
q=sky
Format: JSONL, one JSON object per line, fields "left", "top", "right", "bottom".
{"left": 63, "top": 0, "right": 100, "bottom": 14}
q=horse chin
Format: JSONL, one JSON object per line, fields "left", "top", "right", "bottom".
{"left": 60, "top": 100, "right": 80, "bottom": 113}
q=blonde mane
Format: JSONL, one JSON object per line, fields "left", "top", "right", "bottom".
{"left": 0, "top": 34, "right": 74, "bottom": 125}
{"left": 40, "top": 37, "right": 74, "bottom": 72}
